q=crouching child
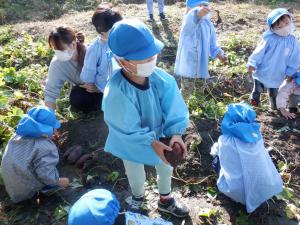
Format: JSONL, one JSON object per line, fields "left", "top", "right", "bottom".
{"left": 1, "top": 106, "right": 69, "bottom": 203}
{"left": 210, "top": 103, "right": 283, "bottom": 213}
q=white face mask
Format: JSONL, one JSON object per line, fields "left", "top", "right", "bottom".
{"left": 136, "top": 57, "right": 157, "bottom": 77}
{"left": 273, "top": 23, "right": 294, "bottom": 37}
{"left": 54, "top": 49, "right": 74, "bottom": 61}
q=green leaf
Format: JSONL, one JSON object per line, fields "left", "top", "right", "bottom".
{"left": 276, "top": 187, "right": 295, "bottom": 201}
{"left": 70, "top": 178, "right": 84, "bottom": 189}
{"left": 236, "top": 210, "right": 251, "bottom": 225}
{"left": 278, "top": 161, "right": 288, "bottom": 172}
{"left": 107, "top": 171, "right": 119, "bottom": 183}
{"left": 13, "top": 90, "right": 24, "bottom": 100}
{"left": 54, "top": 205, "right": 68, "bottom": 220}
{"left": 206, "top": 186, "right": 218, "bottom": 199}
{"left": 198, "top": 208, "right": 221, "bottom": 218}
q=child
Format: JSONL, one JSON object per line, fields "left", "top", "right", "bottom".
{"left": 103, "top": 19, "right": 190, "bottom": 217}
{"left": 146, "top": 0, "right": 165, "bottom": 22}
{"left": 175, "top": 0, "right": 226, "bottom": 100}
{"left": 247, "top": 8, "right": 300, "bottom": 110}
{"left": 1, "top": 106, "right": 69, "bottom": 203}
{"left": 276, "top": 72, "right": 300, "bottom": 119}
{"left": 80, "top": 4, "right": 122, "bottom": 98}
{"left": 68, "top": 189, "right": 120, "bottom": 225}
{"left": 210, "top": 103, "right": 283, "bottom": 213}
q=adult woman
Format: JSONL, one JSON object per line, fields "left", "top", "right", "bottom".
{"left": 45, "top": 26, "right": 101, "bottom": 113}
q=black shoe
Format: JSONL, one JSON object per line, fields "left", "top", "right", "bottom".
{"left": 159, "top": 13, "right": 166, "bottom": 20}
{"left": 158, "top": 197, "right": 189, "bottom": 218}
{"left": 128, "top": 196, "right": 145, "bottom": 214}
{"left": 289, "top": 107, "right": 298, "bottom": 113}
{"left": 147, "top": 14, "right": 154, "bottom": 22}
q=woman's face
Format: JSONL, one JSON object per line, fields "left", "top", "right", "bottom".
{"left": 53, "top": 40, "right": 77, "bottom": 61}
{"left": 58, "top": 40, "right": 76, "bottom": 51}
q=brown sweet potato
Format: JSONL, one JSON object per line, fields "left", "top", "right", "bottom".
{"left": 82, "top": 153, "right": 98, "bottom": 170}
{"left": 75, "top": 153, "right": 93, "bottom": 169}
{"left": 65, "top": 145, "right": 83, "bottom": 164}
{"left": 159, "top": 137, "right": 185, "bottom": 167}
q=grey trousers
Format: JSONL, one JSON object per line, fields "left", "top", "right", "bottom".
{"left": 250, "top": 79, "right": 278, "bottom": 109}
{"left": 146, "top": 0, "right": 164, "bottom": 14}
{"left": 289, "top": 94, "right": 300, "bottom": 108}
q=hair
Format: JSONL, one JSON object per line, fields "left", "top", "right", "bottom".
{"left": 271, "top": 14, "right": 291, "bottom": 29}
{"left": 92, "top": 3, "right": 122, "bottom": 34}
{"left": 48, "top": 26, "right": 86, "bottom": 70}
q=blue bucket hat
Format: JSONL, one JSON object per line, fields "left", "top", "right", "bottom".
{"left": 296, "top": 72, "right": 300, "bottom": 86}
{"left": 16, "top": 106, "right": 60, "bottom": 138}
{"left": 267, "top": 8, "right": 291, "bottom": 27}
{"left": 68, "top": 189, "right": 120, "bottom": 225}
{"left": 221, "top": 103, "right": 262, "bottom": 143}
{"left": 108, "top": 19, "right": 164, "bottom": 60}
{"left": 186, "top": 0, "right": 208, "bottom": 8}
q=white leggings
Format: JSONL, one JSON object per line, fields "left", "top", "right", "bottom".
{"left": 123, "top": 159, "right": 173, "bottom": 197}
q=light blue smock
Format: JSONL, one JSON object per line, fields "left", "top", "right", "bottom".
{"left": 80, "top": 37, "right": 119, "bottom": 92}
{"left": 247, "top": 31, "right": 300, "bottom": 88}
{"left": 102, "top": 68, "right": 189, "bottom": 166}
{"left": 210, "top": 136, "right": 283, "bottom": 213}
{"left": 175, "top": 7, "right": 223, "bottom": 78}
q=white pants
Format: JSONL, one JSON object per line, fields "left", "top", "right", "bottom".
{"left": 123, "top": 159, "right": 173, "bottom": 197}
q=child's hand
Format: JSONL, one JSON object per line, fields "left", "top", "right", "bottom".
{"left": 170, "top": 135, "right": 188, "bottom": 158}
{"left": 217, "top": 54, "right": 228, "bottom": 64}
{"left": 247, "top": 66, "right": 256, "bottom": 73}
{"left": 197, "top": 6, "right": 210, "bottom": 18}
{"left": 58, "top": 177, "right": 70, "bottom": 187}
{"left": 152, "top": 140, "right": 172, "bottom": 165}
{"left": 279, "top": 108, "right": 296, "bottom": 119}
{"left": 285, "top": 76, "right": 294, "bottom": 82}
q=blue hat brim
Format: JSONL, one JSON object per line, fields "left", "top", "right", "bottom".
{"left": 54, "top": 120, "right": 61, "bottom": 129}
{"left": 187, "top": 0, "right": 209, "bottom": 8}
{"left": 124, "top": 38, "right": 164, "bottom": 61}
{"left": 296, "top": 72, "right": 300, "bottom": 86}
{"left": 268, "top": 10, "right": 291, "bottom": 26}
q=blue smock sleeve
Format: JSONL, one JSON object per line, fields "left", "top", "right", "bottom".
{"left": 247, "top": 39, "right": 268, "bottom": 69}
{"left": 209, "top": 23, "right": 223, "bottom": 59}
{"left": 102, "top": 80, "right": 160, "bottom": 165}
{"left": 181, "top": 8, "right": 199, "bottom": 34}
{"left": 80, "top": 45, "right": 99, "bottom": 84}
{"left": 159, "top": 71, "right": 189, "bottom": 136}
{"left": 285, "top": 40, "right": 300, "bottom": 76}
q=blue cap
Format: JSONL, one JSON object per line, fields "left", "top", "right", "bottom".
{"left": 296, "top": 72, "right": 300, "bottom": 86}
{"left": 68, "top": 189, "right": 120, "bottom": 225}
{"left": 108, "top": 19, "right": 164, "bottom": 60}
{"left": 221, "top": 103, "right": 262, "bottom": 143}
{"left": 267, "top": 8, "right": 290, "bottom": 27}
{"left": 16, "top": 106, "right": 60, "bottom": 138}
{"left": 186, "top": 0, "right": 208, "bottom": 8}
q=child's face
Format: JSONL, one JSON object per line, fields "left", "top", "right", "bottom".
{"left": 100, "top": 31, "right": 109, "bottom": 41}
{"left": 273, "top": 15, "right": 291, "bottom": 30}
{"left": 118, "top": 55, "right": 157, "bottom": 77}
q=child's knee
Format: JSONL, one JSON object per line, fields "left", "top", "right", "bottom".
{"left": 156, "top": 163, "right": 173, "bottom": 178}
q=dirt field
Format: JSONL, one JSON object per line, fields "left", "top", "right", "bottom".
{"left": 0, "top": 1, "right": 299, "bottom": 224}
